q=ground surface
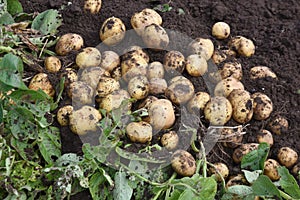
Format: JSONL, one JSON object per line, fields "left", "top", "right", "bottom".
{"left": 20, "top": 0, "right": 300, "bottom": 199}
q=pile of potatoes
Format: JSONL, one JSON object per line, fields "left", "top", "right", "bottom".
{"left": 27, "top": 7, "right": 299, "bottom": 180}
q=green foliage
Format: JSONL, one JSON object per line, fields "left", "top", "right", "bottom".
{"left": 113, "top": 171, "right": 134, "bottom": 200}
{"left": 7, "top": 0, "right": 23, "bottom": 16}
{"left": 241, "top": 142, "right": 269, "bottom": 171}
{"left": 31, "top": 9, "right": 62, "bottom": 35}
{"left": 278, "top": 166, "right": 300, "bottom": 199}
{"left": 153, "top": 3, "right": 173, "bottom": 12}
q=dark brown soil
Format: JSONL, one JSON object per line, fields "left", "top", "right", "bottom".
{"left": 20, "top": 0, "right": 300, "bottom": 199}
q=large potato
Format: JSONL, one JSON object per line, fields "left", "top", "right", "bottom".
{"left": 219, "top": 62, "right": 242, "bottom": 80}
{"left": 185, "top": 54, "right": 208, "bottom": 77}
{"left": 149, "top": 78, "right": 167, "bottom": 95}
{"left": 204, "top": 96, "right": 232, "bottom": 125}
{"left": 163, "top": 51, "right": 185, "bottom": 75}
{"left": 188, "top": 38, "right": 214, "bottom": 60}
{"left": 187, "top": 92, "right": 210, "bottom": 114}
{"left": 277, "top": 147, "right": 298, "bottom": 168}
{"left": 80, "top": 66, "right": 110, "bottom": 90}
{"left": 232, "top": 143, "right": 259, "bottom": 163}
{"left": 268, "top": 116, "right": 289, "bottom": 135}
{"left": 68, "top": 81, "right": 94, "bottom": 105}
{"left": 171, "top": 150, "right": 196, "bottom": 177}
{"left": 212, "top": 22, "right": 230, "bottom": 39}
{"left": 251, "top": 92, "right": 273, "bottom": 120}
{"left": 142, "top": 24, "right": 169, "bottom": 50}
{"left": 250, "top": 66, "right": 277, "bottom": 80}
{"left": 84, "top": 0, "right": 102, "bottom": 14}
{"left": 126, "top": 121, "right": 152, "bottom": 143}
{"left": 100, "top": 17, "right": 126, "bottom": 46}
{"left": 147, "top": 61, "right": 164, "bottom": 79}
{"left": 44, "top": 56, "right": 61, "bottom": 73}
{"left": 214, "top": 77, "right": 244, "bottom": 97}
{"left": 55, "top": 33, "right": 84, "bottom": 56}
{"left": 76, "top": 47, "right": 101, "bottom": 69}
{"left": 29, "top": 73, "right": 55, "bottom": 97}
{"left": 96, "top": 77, "right": 120, "bottom": 98}
{"left": 99, "top": 89, "right": 131, "bottom": 112}
{"left": 264, "top": 159, "right": 281, "bottom": 181}
{"left": 100, "top": 51, "right": 120, "bottom": 72}
{"left": 128, "top": 75, "right": 149, "bottom": 100}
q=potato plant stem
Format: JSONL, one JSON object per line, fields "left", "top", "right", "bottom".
{"left": 279, "top": 190, "right": 293, "bottom": 200}
{"left": 200, "top": 141, "right": 207, "bottom": 178}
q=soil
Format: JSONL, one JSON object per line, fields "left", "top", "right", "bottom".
{"left": 20, "top": 0, "right": 300, "bottom": 199}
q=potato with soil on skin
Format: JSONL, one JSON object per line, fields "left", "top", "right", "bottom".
{"left": 165, "top": 76, "right": 195, "bottom": 105}
{"left": 99, "top": 89, "right": 132, "bottom": 112}
{"left": 55, "top": 33, "right": 84, "bottom": 56}
{"left": 44, "top": 56, "right": 61, "bottom": 73}
{"left": 219, "top": 61, "right": 243, "bottom": 80}
{"left": 111, "top": 66, "right": 122, "bottom": 81}
{"left": 149, "top": 78, "right": 167, "bottom": 95}
{"left": 84, "top": 0, "right": 102, "bottom": 14}
{"left": 187, "top": 91, "right": 210, "bottom": 114}
{"left": 257, "top": 129, "right": 274, "bottom": 146}
{"left": 264, "top": 159, "right": 281, "bottom": 181}
{"left": 100, "top": 51, "right": 120, "bottom": 72}
{"left": 226, "top": 174, "right": 248, "bottom": 188}
{"left": 212, "top": 22, "right": 230, "bottom": 39}
{"left": 228, "top": 36, "right": 255, "bottom": 57}
{"left": 67, "top": 81, "right": 94, "bottom": 105}
{"left": 76, "top": 47, "right": 101, "bottom": 69}
{"left": 185, "top": 54, "right": 208, "bottom": 77}
{"left": 57, "top": 105, "right": 73, "bottom": 126}
{"left": 141, "top": 24, "right": 169, "bottom": 50}
{"left": 80, "top": 66, "right": 110, "bottom": 90}
{"left": 60, "top": 68, "right": 78, "bottom": 88}
{"left": 232, "top": 143, "right": 259, "bottom": 163}
{"left": 69, "top": 105, "right": 102, "bottom": 135}
{"left": 131, "top": 8, "right": 162, "bottom": 36}
{"left": 204, "top": 96, "right": 232, "bottom": 125}
{"left": 100, "top": 17, "right": 126, "bottom": 46}
{"left": 122, "top": 46, "right": 150, "bottom": 63}
{"left": 251, "top": 92, "right": 273, "bottom": 120}
{"left": 28, "top": 73, "right": 55, "bottom": 97}
{"left": 161, "top": 131, "right": 179, "bottom": 150}
{"left": 188, "top": 37, "right": 214, "bottom": 60}
{"left": 277, "top": 147, "right": 298, "bottom": 168}
{"left": 147, "top": 99, "right": 175, "bottom": 130}
{"left": 95, "top": 76, "right": 120, "bottom": 98}
{"left": 138, "top": 95, "right": 158, "bottom": 110}
{"left": 163, "top": 51, "right": 185, "bottom": 75}
{"left": 147, "top": 61, "right": 164, "bottom": 79}
{"left": 212, "top": 49, "right": 227, "bottom": 65}
{"left": 227, "top": 89, "right": 253, "bottom": 124}
{"left": 209, "top": 162, "right": 229, "bottom": 181}
{"left": 219, "top": 127, "right": 243, "bottom": 148}
{"left": 292, "top": 163, "right": 300, "bottom": 179}
{"left": 250, "top": 66, "right": 277, "bottom": 80}
{"left": 126, "top": 121, "right": 152, "bottom": 143}
{"left": 127, "top": 75, "right": 149, "bottom": 100}
{"left": 171, "top": 150, "right": 196, "bottom": 177}
{"left": 214, "top": 77, "right": 244, "bottom": 97}
{"left": 268, "top": 116, "right": 289, "bottom": 135}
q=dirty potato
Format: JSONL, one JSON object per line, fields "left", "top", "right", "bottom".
{"left": 55, "top": 33, "right": 84, "bottom": 56}
{"left": 214, "top": 77, "right": 244, "bottom": 97}
{"left": 204, "top": 96, "right": 232, "bottom": 125}
{"left": 29, "top": 73, "right": 55, "bottom": 97}
{"left": 250, "top": 66, "right": 277, "bottom": 80}
{"left": 188, "top": 37, "right": 214, "bottom": 60}
{"left": 212, "top": 22, "right": 230, "bottom": 39}
{"left": 76, "top": 47, "right": 102, "bottom": 69}
{"left": 219, "top": 61, "right": 243, "bottom": 80}
{"left": 232, "top": 143, "right": 259, "bottom": 163}
{"left": 84, "top": 0, "right": 102, "bottom": 14}
{"left": 187, "top": 92, "right": 210, "bottom": 114}
{"left": 185, "top": 54, "right": 208, "bottom": 77}
{"left": 44, "top": 56, "right": 61, "bottom": 73}
{"left": 277, "top": 147, "right": 298, "bottom": 168}
{"left": 100, "top": 51, "right": 120, "bottom": 72}
{"left": 171, "top": 150, "right": 196, "bottom": 177}
{"left": 251, "top": 92, "right": 273, "bottom": 120}
{"left": 126, "top": 121, "right": 152, "bottom": 143}
{"left": 100, "top": 17, "right": 126, "bottom": 46}
{"left": 268, "top": 116, "right": 289, "bottom": 135}
{"left": 163, "top": 51, "right": 185, "bottom": 75}
{"left": 142, "top": 23, "right": 169, "bottom": 50}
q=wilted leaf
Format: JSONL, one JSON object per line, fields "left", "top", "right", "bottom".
{"left": 113, "top": 171, "right": 133, "bottom": 200}
{"left": 31, "top": 9, "right": 62, "bottom": 35}
{"left": 242, "top": 170, "right": 262, "bottom": 184}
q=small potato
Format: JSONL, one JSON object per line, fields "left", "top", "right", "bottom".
{"left": 100, "top": 17, "right": 126, "bottom": 46}
{"left": 76, "top": 47, "right": 101, "bottom": 69}
{"left": 44, "top": 56, "right": 61, "bottom": 73}
{"left": 80, "top": 66, "right": 110, "bottom": 90}
{"left": 142, "top": 24, "right": 169, "bottom": 50}
{"left": 100, "top": 51, "right": 120, "bottom": 72}
{"left": 219, "top": 127, "right": 243, "bottom": 148}
{"left": 226, "top": 174, "right": 248, "bottom": 188}
{"left": 57, "top": 105, "right": 73, "bottom": 126}
{"left": 163, "top": 51, "right": 185, "bottom": 75}
{"left": 209, "top": 162, "right": 229, "bottom": 181}
{"left": 84, "top": 0, "right": 102, "bottom": 14}
{"left": 257, "top": 129, "right": 274, "bottom": 146}
{"left": 268, "top": 116, "right": 289, "bottom": 135}
{"left": 99, "top": 89, "right": 131, "bottom": 112}
{"left": 69, "top": 105, "right": 102, "bottom": 135}
{"left": 212, "top": 22, "right": 230, "bottom": 39}
{"left": 232, "top": 143, "right": 259, "bottom": 163}
{"left": 277, "top": 147, "right": 298, "bottom": 168}
{"left": 264, "top": 159, "right": 281, "bottom": 181}
{"left": 250, "top": 66, "right": 277, "bottom": 80}
{"left": 204, "top": 96, "right": 232, "bottom": 125}
{"left": 161, "top": 131, "right": 179, "bottom": 150}
{"left": 138, "top": 96, "right": 158, "bottom": 110}
{"left": 228, "top": 36, "right": 255, "bottom": 57}
{"left": 171, "top": 150, "right": 196, "bottom": 177}
{"left": 29, "top": 73, "right": 55, "bottom": 97}
{"left": 128, "top": 75, "right": 149, "bottom": 100}
{"left": 147, "top": 61, "right": 164, "bottom": 79}
{"left": 126, "top": 121, "right": 152, "bottom": 143}
{"left": 214, "top": 77, "right": 244, "bottom": 97}
{"left": 227, "top": 89, "right": 253, "bottom": 124}
{"left": 96, "top": 77, "right": 120, "bottom": 98}
{"left": 187, "top": 92, "right": 210, "bottom": 114}
{"left": 55, "top": 33, "right": 84, "bottom": 56}
{"left": 251, "top": 92, "right": 273, "bottom": 120}
{"left": 219, "top": 62, "right": 243, "bottom": 80}
{"left": 185, "top": 54, "right": 208, "bottom": 77}
{"left": 60, "top": 68, "right": 78, "bottom": 88}
{"left": 131, "top": 8, "right": 162, "bottom": 36}
{"left": 292, "top": 163, "right": 300, "bottom": 178}
{"left": 188, "top": 38, "right": 214, "bottom": 60}
{"left": 68, "top": 81, "right": 94, "bottom": 105}
{"left": 212, "top": 49, "right": 227, "bottom": 65}
{"left": 149, "top": 78, "right": 167, "bottom": 95}
{"left": 148, "top": 99, "right": 175, "bottom": 130}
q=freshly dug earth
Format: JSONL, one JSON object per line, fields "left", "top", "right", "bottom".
{"left": 20, "top": 0, "right": 300, "bottom": 199}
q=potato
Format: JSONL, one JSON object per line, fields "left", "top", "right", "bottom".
{"left": 147, "top": 61, "right": 164, "bottom": 79}
{"left": 212, "top": 22, "right": 230, "bottom": 39}
{"left": 84, "top": 0, "right": 102, "bottom": 14}
{"left": 100, "top": 51, "right": 120, "bottom": 72}
{"left": 228, "top": 36, "right": 255, "bottom": 57}
{"left": 126, "top": 121, "right": 152, "bottom": 143}
{"left": 257, "top": 129, "right": 273, "bottom": 146}
{"left": 128, "top": 75, "right": 149, "bottom": 100}
{"left": 187, "top": 92, "right": 210, "bottom": 114}
{"left": 222, "top": 49, "right": 237, "bottom": 57}
{"left": 268, "top": 116, "right": 289, "bottom": 135}
{"left": 204, "top": 96, "right": 232, "bottom": 125}
{"left": 227, "top": 89, "right": 253, "bottom": 124}
{"left": 99, "top": 89, "right": 131, "bottom": 112}
{"left": 138, "top": 96, "right": 158, "bottom": 110}
{"left": 57, "top": 105, "right": 73, "bottom": 126}
{"left": 209, "top": 162, "right": 229, "bottom": 181}
{"left": 232, "top": 143, "right": 259, "bottom": 163}
{"left": 264, "top": 159, "right": 281, "bottom": 181}
{"left": 212, "top": 49, "right": 227, "bottom": 65}
{"left": 148, "top": 99, "right": 175, "bottom": 130}
{"left": 55, "top": 33, "right": 84, "bottom": 56}
{"left": 226, "top": 174, "right": 248, "bottom": 188}
{"left": 163, "top": 51, "right": 185, "bottom": 75}
{"left": 69, "top": 105, "right": 102, "bottom": 135}
{"left": 161, "top": 131, "right": 179, "bottom": 150}
{"left": 214, "top": 77, "right": 244, "bottom": 97}
{"left": 44, "top": 56, "right": 61, "bottom": 73}
{"left": 96, "top": 77, "right": 120, "bottom": 98}
{"left": 29, "top": 73, "right": 55, "bottom": 97}
{"left": 251, "top": 92, "right": 273, "bottom": 120}
{"left": 219, "top": 62, "right": 242, "bottom": 80}
{"left": 250, "top": 66, "right": 277, "bottom": 80}
{"left": 122, "top": 47, "right": 150, "bottom": 63}
{"left": 80, "top": 66, "right": 110, "bottom": 90}
{"left": 185, "top": 54, "right": 208, "bottom": 77}
{"left": 277, "top": 147, "right": 298, "bottom": 168}
{"left": 76, "top": 47, "right": 101, "bottom": 69}
{"left": 171, "top": 150, "right": 196, "bottom": 177}
{"left": 68, "top": 81, "right": 94, "bottom": 105}
{"left": 188, "top": 38, "right": 214, "bottom": 60}
{"left": 149, "top": 78, "right": 167, "bottom": 95}
{"left": 142, "top": 24, "right": 169, "bottom": 50}
{"left": 165, "top": 76, "right": 195, "bottom": 105}
{"left": 131, "top": 8, "right": 162, "bottom": 36}
{"left": 292, "top": 163, "right": 300, "bottom": 178}
{"left": 60, "top": 68, "right": 78, "bottom": 88}
{"left": 219, "top": 127, "right": 243, "bottom": 148}
{"left": 100, "top": 17, "right": 126, "bottom": 46}
{"left": 111, "top": 66, "right": 122, "bottom": 81}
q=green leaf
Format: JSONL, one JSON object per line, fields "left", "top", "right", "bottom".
{"left": 242, "top": 170, "right": 262, "bottom": 184}
{"left": 178, "top": 188, "right": 198, "bottom": 200}
{"left": 0, "top": 12, "right": 14, "bottom": 25}
{"left": 113, "top": 171, "right": 133, "bottom": 200}
{"left": 31, "top": 9, "right": 62, "bottom": 35}
{"left": 7, "top": 0, "right": 23, "bottom": 16}
{"left": 241, "top": 143, "right": 269, "bottom": 171}
{"left": 89, "top": 172, "right": 107, "bottom": 199}
{"left": 278, "top": 166, "right": 300, "bottom": 199}
{"left": 226, "top": 185, "right": 253, "bottom": 196}
{"left": 167, "top": 189, "right": 182, "bottom": 200}
{"left": 0, "top": 53, "right": 27, "bottom": 89}
{"left": 251, "top": 175, "right": 282, "bottom": 199}
{"left": 0, "top": 103, "right": 3, "bottom": 124}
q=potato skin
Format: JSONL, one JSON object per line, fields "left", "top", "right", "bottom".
{"left": 96, "top": 77, "right": 120, "bottom": 98}
{"left": 232, "top": 143, "right": 259, "bottom": 163}
{"left": 84, "top": 0, "right": 102, "bottom": 14}
{"left": 257, "top": 129, "right": 274, "bottom": 146}
{"left": 228, "top": 36, "right": 255, "bottom": 57}
{"left": 251, "top": 92, "right": 273, "bottom": 120}
{"left": 44, "top": 56, "right": 61, "bottom": 73}
{"left": 161, "top": 131, "right": 179, "bottom": 150}
{"left": 80, "top": 66, "right": 110, "bottom": 90}
{"left": 277, "top": 147, "right": 298, "bottom": 168}
{"left": 55, "top": 33, "right": 84, "bottom": 56}
{"left": 57, "top": 105, "right": 73, "bottom": 126}
{"left": 264, "top": 159, "right": 281, "bottom": 181}
{"left": 219, "top": 62, "right": 242, "bottom": 80}
{"left": 292, "top": 163, "right": 300, "bottom": 179}
{"left": 100, "top": 51, "right": 120, "bottom": 72}
{"left": 142, "top": 24, "right": 169, "bottom": 50}
{"left": 209, "top": 162, "right": 229, "bottom": 181}
{"left": 204, "top": 96, "right": 232, "bottom": 125}
{"left": 212, "top": 22, "right": 230, "bottom": 39}
{"left": 250, "top": 66, "right": 277, "bottom": 80}
{"left": 219, "top": 127, "right": 243, "bottom": 148}
{"left": 60, "top": 68, "right": 78, "bottom": 88}
{"left": 76, "top": 47, "right": 101, "bottom": 69}
{"left": 226, "top": 174, "right": 248, "bottom": 188}
{"left": 185, "top": 54, "right": 208, "bottom": 77}
{"left": 163, "top": 51, "right": 185, "bottom": 75}
{"left": 212, "top": 50, "right": 227, "bottom": 65}
{"left": 100, "top": 17, "right": 126, "bottom": 46}
{"left": 268, "top": 116, "right": 288, "bottom": 135}
{"left": 188, "top": 38, "right": 214, "bottom": 60}
{"left": 99, "top": 89, "right": 131, "bottom": 112}
{"left": 149, "top": 78, "right": 167, "bottom": 95}
{"left": 126, "top": 121, "right": 152, "bottom": 143}
{"left": 68, "top": 81, "right": 94, "bottom": 105}
{"left": 29, "top": 73, "right": 55, "bottom": 97}
{"left": 128, "top": 75, "right": 149, "bottom": 100}
{"left": 147, "top": 61, "right": 164, "bottom": 79}
{"left": 214, "top": 77, "right": 244, "bottom": 97}
{"left": 171, "top": 150, "right": 196, "bottom": 177}
{"left": 187, "top": 92, "right": 210, "bottom": 114}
